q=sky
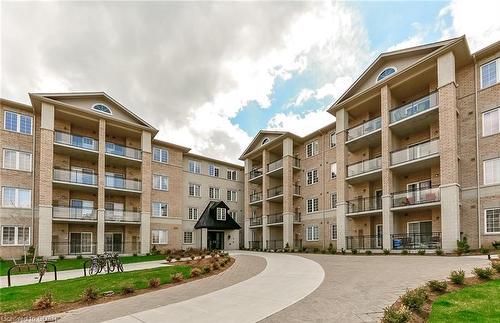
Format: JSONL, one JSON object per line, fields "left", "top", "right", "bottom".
{"left": 1, "top": 0, "right": 500, "bottom": 164}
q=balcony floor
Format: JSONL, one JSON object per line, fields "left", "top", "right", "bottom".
{"left": 390, "top": 105, "right": 439, "bottom": 137}
{"left": 390, "top": 153, "right": 440, "bottom": 174}
{"left": 391, "top": 201, "right": 441, "bottom": 213}
{"left": 346, "top": 129, "right": 381, "bottom": 152}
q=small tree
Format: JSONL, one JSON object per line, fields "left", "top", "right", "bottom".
{"left": 456, "top": 237, "right": 470, "bottom": 255}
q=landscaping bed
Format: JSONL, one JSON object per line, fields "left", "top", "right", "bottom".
{"left": 0, "top": 254, "right": 233, "bottom": 321}
{"left": 382, "top": 260, "right": 500, "bottom": 323}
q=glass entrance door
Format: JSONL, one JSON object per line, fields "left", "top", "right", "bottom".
{"left": 105, "top": 232, "right": 123, "bottom": 253}
{"left": 69, "top": 232, "right": 93, "bottom": 254}
{"left": 207, "top": 231, "right": 224, "bottom": 250}
{"left": 376, "top": 224, "right": 383, "bottom": 248}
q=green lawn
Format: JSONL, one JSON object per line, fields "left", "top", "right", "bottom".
{"left": 0, "top": 254, "right": 165, "bottom": 276}
{"left": 0, "top": 264, "right": 191, "bottom": 313}
{"left": 429, "top": 279, "right": 500, "bottom": 322}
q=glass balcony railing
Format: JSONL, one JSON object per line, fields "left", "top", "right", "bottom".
{"left": 249, "top": 216, "right": 263, "bottom": 226}
{"left": 347, "top": 196, "right": 382, "bottom": 214}
{"left": 106, "top": 142, "right": 142, "bottom": 160}
{"left": 267, "top": 185, "right": 283, "bottom": 198}
{"left": 105, "top": 210, "right": 141, "bottom": 222}
{"left": 390, "top": 92, "right": 438, "bottom": 123}
{"left": 267, "top": 213, "right": 283, "bottom": 224}
{"left": 52, "top": 206, "right": 97, "bottom": 220}
{"left": 391, "top": 139, "right": 440, "bottom": 165}
{"left": 267, "top": 159, "right": 283, "bottom": 172}
{"left": 347, "top": 116, "right": 381, "bottom": 141}
{"left": 54, "top": 131, "right": 98, "bottom": 151}
{"left": 347, "top": 156, "right": 382, "bottom": 178}
{"left": 392, "top": 186, "right": 440, "bottom": 208}
{"left": 249, "top": 167, "right": 263, "bottom": 180}
{"left": 105, "top": 176, "right": 142, "bottom": 191}
{"left": 53, "top": 169, "right": 97, "bottom": 186}
{"left": 250, "top": 192, "right": 263, "bottom": 203}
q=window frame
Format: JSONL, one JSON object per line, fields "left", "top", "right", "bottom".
{"left": 3, "top": 111, "right": 33, "bottom": 135}
{"left": 485, "top": 208, "right": 500, "bottom": 234}
{"left": 2, "top": 187, "right": 32, "bottom": 208}
{"left": 188, "top": 160, "right": 201, "bottom": 174}
{"left": 152, "top": 174, "right": 169, "bottom": 191}
{"left": 480, "top": 58, "right": 499, "bottom": 89}
{"left": 152, "top": 202, "right": 168, "bottom": 217}
{"left": 330, "top": 192, "right": 337, "bottom": 209}
{"left": 2, "top": 149, "right": 32, "bottom": 172}
{"left": 183, "top": 231, "right": 194, "bottom": 244}
{"left": 188, "top": 183, "right": 201, "bottom": 197}
{"left": 330, "top": 132, "right": 336, "bottom": 148}
{"left": 209, "top": 186, "right": 220, "bottom": 200}
{"left": 152, "top": 147, "right": 169, "bottom": 163}
{"left": 91, "top": 103, "right": 112, "bottom": 115}
{"left": 216, "top": 208, "right": 227, "bottom": 221}
{"left": 227, "top": 169, "right": 238, "bottom": 181}
{"left": 483, "top": 157, "right": 500, "bottom": 185}
{"left": 305, "top": 140, "right": 319, "bottom": 158}
{"left": 188, "top": 207, "right": 198, "bottom": 220}
{"left": 208, "top": 164, "right": 220, "bottom": 177}
{"left": 330, "top": 162, "right": 337, "bottom": 179}
{"left": 306, "top": 197, "right": 319, "bottom": 214}
{"left": 1, "top": 225, "right": 31, "bottom": 246}
{"left": 306, "top": 169, "right": 319, "bottom": 186}
{"left": 331, "top": 224, "right": 337, "bottom": 240}
{"left": 151, "top": 229, "right": 168, "bottom": 244}
{"left": 227, "top": 189, "right": 238, "bottom": 202}
{"left": 306, "top": 225, "right": 319, "bottom": 241}
{"left": 376, "top": 67, "right": 397, "bottom": 82}
{"left": 482, "top": 107, "right": 500, "bottom": 137}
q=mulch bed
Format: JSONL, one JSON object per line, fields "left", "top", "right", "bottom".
{"left": 0, "top": 257, "right": 234, "bottom": 322}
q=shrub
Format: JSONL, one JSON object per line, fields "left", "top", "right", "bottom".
{"left": 341, "top": 249, "right": 346, "bottom": 255}
{"left": 417, "top": 249, "right": 426, "bottom": 256}
{"left": 401, "top": 250, "right": 409, "bottom": 255}
{"left": 190, "top": 255, "right": 196, "bottom": 261}
{"left": 284, "top": 242, "right": 290, "bottom": 252}
{"left": 133, "top": 253, "right": 138, "bottom": 257}
{"left": 449, "top": 269, "right": 465, "bottom": 285}
{"left": 382, "top": 305, "right": 412, "bottom": 323}
{"left": 383, "top": 249, "right": 390, "bottom": 255}
{"left": 190, "top": 267, "right": 202, "bottom": 277}
{"left": 327, "top": 243, "right": 334, "bottom": 252}
{"left": 472, "top": 267, "right": 494, "bottom": 280}
{"left": 435, "top": 248, "right": 444, "bottom": 256}
{"left": 330, "top": 248, "right": 337, "bottom": 254}
{"left": 81, "top": 286, "right": 99, "bottom": 302}
{"left": 456, "top": 237, "right": 470, "bottom": 255}
{"left": 201, "top": 254, "right": 206, "bottom": 259}
{"left": 313, "top": 248, "right": 320, "bottom": 253}
{"left": 121, "top": 284, "right": 135, "bottom": 294}
{"left": 33, "top": 292, "right": 54, "bottom": 310}
{"left": 493, "top": 241, "right": 500, "bottom": 250}
{"left": 171, "top": 272, "right": 184, "bottom": 283}
{"left": 148, "top": 278, "right": 160, "bottom": 288}
{"left": 151, "top": 245, "right": 159, "bottom": 255}
{"left": 212, "top": 262, "right": 220, "bottom": 270}
{"left": 146, "top": 252, "right": 151, "bottom": 256}
{"left": 58, "top": 254, "right": 65, "bottom": 260}
{"left": 492, "top": 262, "right": 500, "bottom": 273}
{"left": 427, "top": 280, "right": 447, "bottom": 293}
{"left": 175, "top": 256, "right": 181, "bottom": 261}
{"left": 480, "top": 247, "right": 490, "bottom": 255}
{"left": 76, "top": 254, "right": 83, "bottom": 259}
{"left": 365, "top": 250, "right": 372, "bottom": 255}
{"left": 166, "top": 256, "right": 173, "bottom": 263}
{"left": 400, "top": 287, "right": 428, "bottom": 312}
{"left": 202, "top": 266, "right": 211, "bottom": 274}
{"left": 351, "top": 249, "right": 358, "bottom": 255}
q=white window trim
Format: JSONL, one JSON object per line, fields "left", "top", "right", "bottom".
{"left": 188, "top": 160, "right": 201, "bottom": 174}
{"left": 406, "top": 220, "right": 432, "bottom": 234}
{"left": 330, "top": 192, "right": 337, "bottom": 210}
{"left": 208, "top": 165, "right": 220, "bottom": 177}
{"left": 2, "top": 187, "right": 32, "bottom": 208}
{"left": 188, "top": 183, "right": 201, "bottom": 197}
{"left": 306, "top": 169, "right": 319, "bottom": 186}
{"left": 151, "top": 229, "right": 168, "bottom": 244}
{"left": 152, "top": 147, "right": 169, "bottom": 164}
{"left": 482, "top": 107, "right": 500, "bottom": 137}
{"left": 1, "top": 225, "right": 31, "bottom": 246}
{"left": 216, "top": 208, "right": 227, "bottom": 220}
{"left": 485, "top": 208, "right": 500, "bottom": 234}
{"left": 227, "top": 190, "right": 238, "bottom": 202}
{"left": 306, "top": 197, "right": 319, "bottom": 214}
{"left": 183, "top": 231, "right": 194, "bottom": 244}
{"left": 331, "top": 224, "right": 337, "bottom": 240}
{"left": 227, "top": 169, "right": 238, "bottom": 181}
{"left": 483, "top": 157, "right": 500, "bottom": 185}
{"left": 480, "top": 58, "right": 499, "bottom": 89}
{"left": 209, "top": 187, "right": 220, "bottom": 200}
{"left": 91, "top": 103, "right": 113, "bottom": 115}
{"left": 376, "top": 66, "right": 397, "bottom": 83}
{"left": 305, "top": 140, "right": 319, "bottom": 158}
{"left": 3, "top": 111, "right": 33, "bottom": 135}
{"left": 2, "top": 149, "right": 32, "bottom": 172}
{"left": 152, "top": 174, "right": 169, "bottom": 191}
{"left": 330, "top": 132, "right": 336, "bottom": 148}
{"left": 152, "top": 202, "right": 168, "bottom": 217}
{"left": 330, "top": 163, "right": 337, "bottom": 180}
{"left": 306, "top": 225, "right": 319, "bottom": 241}
{"left": 188, "top": 207, "right": 198, "bottom": 220}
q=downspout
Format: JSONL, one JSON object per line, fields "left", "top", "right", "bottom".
{"left": 31, "top": 113, "right": 36, "bottom": 257}
{"left": 320, "top": 129, "right": 327, "bottom": 250}
{"left": 472, "top": 54, "right": 482, "bottom": 249}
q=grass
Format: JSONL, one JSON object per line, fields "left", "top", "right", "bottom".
{"left": 429, "top": 279, "right": 500, "bottom": 323}
{"left": 0, "top": 265, "right": 191, "bottom": 313}
{"left": 0, "top": 254, "right": 165, "bottom": 276}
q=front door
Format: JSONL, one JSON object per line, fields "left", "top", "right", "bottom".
{"left": 105, "top": 232, "right": 123, "bottom": 253}
{"left": 376, "top": 224, "right": 383, "bottom": 248}
{"left": 207, "top": 231, "right": 224, "bottom": 250}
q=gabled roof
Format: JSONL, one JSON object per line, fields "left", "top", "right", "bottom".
{"left": 194, "top": 201, "right": 241, "bottom": 230}
{"left": 240, "top": 130, "right": 287, "bottom": 158}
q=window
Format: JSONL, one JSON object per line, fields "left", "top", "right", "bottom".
{"left": 183, "top": 231, "right": 194, "bottom": 244}
{"left": 153, "top": 174, "right": 169, "bottom": 190}
{"left": 153, "top": 147, "right": 169, "bottom": 163}
{"left": 152, "top": 202, "right": 168, "bottom": 217}
{"left": 485, "top": 208, "right": 500, "bottom": 233}
{"left": 376, "top": 67, "right": 396, "bottom": 82}
{"left": 188, "top": 160, "right": 201, "bottom": 173}
{"left": 2, "top": 149, "right": 32, "bottom": 171}
{"left": 306, "top": 169, "right": 319, "bottom": 185}
{"left": 1, "top": 226, "right": 30, "bottom": 245}
{"left": 4, "top": 111, "right": 32, "bottom": 135}
{"left": 208, "top": 165, "right": 220, "bottom": 177}
{"left": 306, "top": 225, "right": 319, "bottom": 241}
{"left": 484, "top": 158, "right": 500, "bottom": 185}
{"left": 216, "top": 208, "right": 227, "bottom": 220}
{"left": 91, "top": 103, "right": 112, "bottom": 115}
{"left": 330, "top": 132, "right": 336, "bottom": 148}
{"left": 209, "top": 187, "right": 220, "bottom": 199}
{"left": 2, "top": 187, "right": 31, "bottom": 208}
{"left": 330, "top": 163, "right": 337, "bottom": 179}
{"left": 483, "top": 108, "right": 500, "bottom": 136}
{"left": 188, "top": 207, "right": 198, "bottom": 220}
{"left": 307, "top": 198, "right": 319, "bottom": 213}
{"left": 331, "top": 224, "right": 337, "bottom": 240}
{"left": 188, "top": 183, "right": 201, "bottom": 197}
{"left": 227, "top": 170, "right": 237, "bottom": 181}
{"left": 480, "top": 59, "right": 499, "bottom": 89}
{"left": 152, "top": 229, "right": 168, "bottom": 244}
{"left": 227, "top": 190, "right": 237, "bottom": 202}
{"left": 261, "top": 137, "right": 270, "bottom": 145}
{"left": 228, "top": 210, "right": 237, "bottom": 221}
{"left": 331, "top": 193, "right": 337, "bottom": 209}
{"left": 305, "top": 140, "right": 319, "bottom": 158}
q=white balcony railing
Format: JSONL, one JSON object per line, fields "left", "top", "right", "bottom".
{"left": 391, "top": 139, "right": 440, "bottom": 165}
{"left": 105, "top": 210, "right": 141, "bottom": 222}
{"left": 53, "top": 206, "right": 97, "bottom": 220}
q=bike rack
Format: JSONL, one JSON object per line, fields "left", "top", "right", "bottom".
{"left": 83, "top": 255, "right": 123, "bottom": 276}
{"left": 7, "top": 262, "right": 57, "bottom": 287}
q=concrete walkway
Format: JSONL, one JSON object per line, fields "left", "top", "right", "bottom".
{"left": 1, "top": 260, "right": 168, "bottom": 288}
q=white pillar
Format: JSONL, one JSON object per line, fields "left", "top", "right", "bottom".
{"left": 440, "top": 184, "right": 460, "bottom": 251}
{"left": 140, "top": 212, "right": 151, "bottom": 254}
{"left": 382, "top": 196, "right": 393, "bottom": 250}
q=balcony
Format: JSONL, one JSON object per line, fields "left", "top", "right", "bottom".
{"left": 53, "top": 168, "right": 98, "bottom": 191}
{"left": 293, "top": 185, "right": 301, "bottom": 197}
{"left": 346, "top": 196, "right": 382, "bottom": 216}
{"left": 105, "top": 142, "right": 142, "bottom": 166}
{"left": 249, "top": 216, "right": 263, "bottom": 227}
{"left": 346, "top": 156, "right": 382, "bottom": 183}
{"left": 267, "top": 213, "right": 283, "bottom": 225}
{"left": 267, "top": 185, "right": 283, "bottom": 201}
{"left": 390, "top": 92, "right": 439, "bottom": 136}
{"left": 52, "top": 242, "right": 97, "bottom": 256}
{"left": 105, "top": 175, "right": 142, "bottom": 194}
{"left": 391, "top": 232, "right": 441, "bottom": 250}
{"left": 390, "top": 139, "right": 440, "bottom": 173}
{"left": 346, "top": 117, "right": 381, "bottom": 151}
{"left": 105, "top": 210, "right": 141, "bottom": 223}
{"left": 249, "top": 192, "right": 263, "bottom": 205}
{"left": 249, "top": 167, "right": 263, "bottom": 184}
{"left": 249, "top": 241, "right": 262, "bottom": 250}
{"left": 267, "top": 158, "right": 283, "bottom": 174}
{"left": 54, "top": 131, "right": 99, "bottom": 160}
{"left": 294, "top": 212, "right": 301, "bottom": 222}
{"left": 52, "top": 206, "right": 97, "bottom": 222}
{"left": 346, "top": 235, "right": 383, "bottom": 250}
{"left": 391, "top": 186, "right": 440, "bottom": 210}
{"left": 266, "top": 240, "right": 283, "bottom": 251}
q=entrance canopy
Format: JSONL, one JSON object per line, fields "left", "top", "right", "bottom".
{"left": 194, "top": 201, "right": 241, "bottom": 230}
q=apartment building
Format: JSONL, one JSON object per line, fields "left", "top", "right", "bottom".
{"left": 243, "top": 36, "right": 500, "bottom": 252}
{"left": 0, "top": 93, "right": 243, "bottom": 258}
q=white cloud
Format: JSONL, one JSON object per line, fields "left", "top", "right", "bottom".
{"left": 438, "top": 0, "right": 500, "bottom": 51}
{"left": 266, "top": 109, "right": 334, "bottom": 136}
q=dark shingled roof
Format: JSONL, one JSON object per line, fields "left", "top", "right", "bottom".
{"left": 194, "top": 201, "right": 241, "bottom": 230}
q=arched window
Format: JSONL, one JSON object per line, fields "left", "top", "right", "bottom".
{"left": 376, "top": 67, "right": 397, "bottom": 82}
{"left": 91, "top": 103, "right": 112, "bottom": 115}
{"left": 261, "top": 137, "right": 270, "bottom": 145}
